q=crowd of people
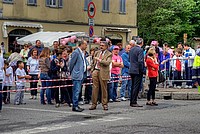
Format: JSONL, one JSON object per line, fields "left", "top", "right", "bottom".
{"left": 0, "top": 37, "right": 200, "bottom": 112}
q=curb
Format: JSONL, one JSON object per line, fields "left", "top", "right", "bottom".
{"left": 154, "top": 92, "right": 200, "bottom": 100}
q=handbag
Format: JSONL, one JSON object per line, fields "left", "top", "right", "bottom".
{"left": 158, "top": 70, "right": 165, "bottom": 83}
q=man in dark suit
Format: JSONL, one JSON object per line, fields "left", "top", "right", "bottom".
{"left": 129, "top": 38, "right": 144, "bottom": 107}
{"left": 69, "top": 40, "right": 87, "bottom": 112}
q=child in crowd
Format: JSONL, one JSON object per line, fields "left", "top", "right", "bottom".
{"left": 14, "top": 61, "right": 31, "bottom": 105}
{"left": 172, "top": 48, "right": 185, "bottom": 89}
{"left": 183, "top": 43, "right": 196, "bottom": 88}
{"left": 3, "top": 60, "right": 13, "bottom": 104}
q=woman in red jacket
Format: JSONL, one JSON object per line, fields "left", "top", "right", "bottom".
{"left": 146, "top": 48, "right": 159, "bottom": 106}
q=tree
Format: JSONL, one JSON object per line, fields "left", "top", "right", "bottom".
{"left": 138, "top": 0, "right": 198, "bottom": 46}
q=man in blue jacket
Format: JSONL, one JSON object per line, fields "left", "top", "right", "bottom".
{"left": 120, "top": 45, "right": 132, "bottom": 101}
{"left": 69, "top": 40, "right": 87, "bottom": 112}
{"left": 28, "top": 40, "right": 44, "bottom": 58}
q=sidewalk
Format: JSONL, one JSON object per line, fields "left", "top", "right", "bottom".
{"left": 153, "top": 88, "right": 200, "bottom": 100}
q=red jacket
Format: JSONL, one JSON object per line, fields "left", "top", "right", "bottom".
{"left": 146, "top": 57, "right": 159, "bottom": 78}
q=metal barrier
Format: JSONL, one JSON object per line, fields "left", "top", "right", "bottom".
{"left": 162, "top": 57, "right": 194, "bottom": 88}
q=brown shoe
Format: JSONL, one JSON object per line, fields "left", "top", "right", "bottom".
{"left": 89, "top": 105, "right": 96, "bottom": 110}
{"left": 130, "top": 103, "right": 143, "bottom": 107}
{"left": 103, "top": 105, "right": 108, "bottom": 111}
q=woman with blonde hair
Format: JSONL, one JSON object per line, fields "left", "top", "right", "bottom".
{"left": 39, "top": 47, "right": 53, "bottom": 105}
{"left": 146, "top": 48, "right": 159, "bottom": 106}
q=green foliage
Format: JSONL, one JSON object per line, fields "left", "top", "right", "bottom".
{"left": 138, "top": 0, "right": 199, "bottom": 46}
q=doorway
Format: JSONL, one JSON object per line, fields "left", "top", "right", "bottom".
{"left": 105, "top": 34, "right": 123, "bottom": 45}
{"left": 8, "top": 29, "right": 32, "bottom": 52}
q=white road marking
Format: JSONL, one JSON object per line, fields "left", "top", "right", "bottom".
{"left": 2, "top": 115, "right": 129, "bottom": 134}
{"left": 3, "top": 106, "right": 91, "bottom": 116}
{"left": 3, "top": 106, "right": 130, "bottom": 134}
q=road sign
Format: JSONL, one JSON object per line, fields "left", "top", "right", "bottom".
{"left": 89, "top": 37, "right": 93, "bottom": 43}
{"left": 89, "top": 26, "right": 94, "bottom": 37}
{"left": 87, "top": 2, "right": 96, "bottom": 18}
{"left": 88, "top": 18, "right": 94, "bottom": 26}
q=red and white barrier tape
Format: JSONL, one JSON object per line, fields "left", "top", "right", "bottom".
{"left": 0, "top": 78, "right": 131, "bottom": 93}
{"left": 1, "top": 75, "right": 131, "bottom": 84}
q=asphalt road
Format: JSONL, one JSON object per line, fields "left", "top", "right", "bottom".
{"left": 1, "top": 94, "right": 200, "bottom": 134}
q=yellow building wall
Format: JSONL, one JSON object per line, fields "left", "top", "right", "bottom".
{"left": 0, "top": 0, "right": 138, "bottom": 52}
{"left": 2, "top": 0, "right": 137, "bottom": 27}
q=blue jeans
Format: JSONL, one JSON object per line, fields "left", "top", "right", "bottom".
{"left": 110, "top": 73, "right": 119, "bottom": 100}
{"left": 120, "top": 73, "right": 132, "bottom": 98}
{"left": 0, "top": 80, "right": 2, "bottom": 111}
{"left": 185, "top": 64, "right": 192, "bottom": 86}
{"left": 72, "top": 80, "right": 83, "bottom": 108}
{"left": 40, "top": 73, "right": 52, "bottom": 104}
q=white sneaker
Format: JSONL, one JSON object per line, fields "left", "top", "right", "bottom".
{"left": 174, "top": 86, "right": 177, "bottom": 89}
{"left": 121, "top": 97, "right": 127, "bottom": 101}
{"left": 177, "top": 86, "right": 181, "bottom": 89}
{"left": 184, "top": 85, "right": 189, "bottom": 89}
{"left": 78, "top": 101, "right": 84, "bottom": 105}
{"left": 188, "top": 86, "right": 192, "bottom": 89}
{"left": 109, "top": 99, "right": 113, "bottom": 102}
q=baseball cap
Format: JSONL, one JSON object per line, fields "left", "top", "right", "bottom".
{"left": 113, "top": 46, "right": 119, "bottom": 50}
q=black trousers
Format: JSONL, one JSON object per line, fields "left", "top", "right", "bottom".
{"left": 130, "top": 74, "right": 143, "bottom": 104}
{"left": 3, "top": 86, "right": 11, "bottom": 102}
{"left": 52, "top": 80, "right": 60, "bottom": 104}
{"left": 147, "top": 77, "right": 157, "bottom": 101}
{"left": 83, "top": 77, "right": 92, "bottom": 102}
{"left": 30, "top": 74, "right": 39, "bottom": 96}
{"left": 174, "top": 71, "right": 182, "bottom": 86}
{"left": 60, "top": 80, "right": 72, "bottom": 104}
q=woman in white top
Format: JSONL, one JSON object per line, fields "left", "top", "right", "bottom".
{"left": 27, "top": 48, "right": 39, "bottom": 100}
{"left": 20, "top": 44, "right": 29, "bottom": 73}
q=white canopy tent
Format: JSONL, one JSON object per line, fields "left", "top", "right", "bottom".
{"left": 17, "top": 31, "right": 87, "bottom": 47}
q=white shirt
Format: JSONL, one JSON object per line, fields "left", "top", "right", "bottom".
{"left": 78, "top": 47, "right": 86, "bottom": 72}
{"left": 4, "top": 66, "right": 13, "bottom": 86}
{"left": 16, "top": 68, "right": 26, "bottom": 87}
{"left": 95, "top": 50, "right": 106, "bottom": 70}
{"left": 27, "top": 57, "right": 39, "bottom": 75}
{"left": 0, "top": 56, "right": 4, "bottom": 80}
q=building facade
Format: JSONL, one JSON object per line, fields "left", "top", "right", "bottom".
{"left": 0, "top": 0, "right": 137, "bottom": 52}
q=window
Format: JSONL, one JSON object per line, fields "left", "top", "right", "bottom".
{"left": 102, "top": 0, "right": 109, "bottom": 12}
{"left": 27, "top": 0, "right": 37, "bottom": 5}
{"left": 84, "top": 0, "right": 92, "bottom": 11}
{"left": 50, "top": 0, "right": 56, "bottom": 7}
{"left": 46, "top": 0, "right": 63, "bottom": 8}
{"left": 58, "top": 0, "right": 63, "bottom": 7}
{"left": 3, "top": 0, "right": 13, "bottom": 3}
{"left": 120, "top": 0, "right": 126, "bottom": 13}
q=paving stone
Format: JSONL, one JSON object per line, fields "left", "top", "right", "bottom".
{"left": 188, "top": 93, "right": 200, "bottom": 100}
{"left": 172, "top": 92, "right": 188, "bottom": 100}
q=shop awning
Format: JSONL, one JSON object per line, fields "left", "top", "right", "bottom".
{"left": 17, "top": 31, "right": 86, "bottom": 47}
{"left": 2, "top": 22, "right": 43, "bottom": 37}
{"left": 105, "top": 27, "right": 131, "bottom": 33}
